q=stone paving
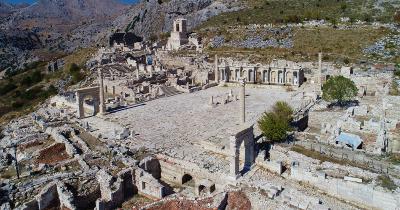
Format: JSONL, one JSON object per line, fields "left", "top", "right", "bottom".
{"left": 81, "top": 86, "right": 301, "bottom": 175}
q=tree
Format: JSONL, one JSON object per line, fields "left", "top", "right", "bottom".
{"left": 258, "top": 101, "right": 293, "bottom": 142}
{"left": 322, "top": 75, "right": 358, "bottom": 106}
{"left": 394, "top": 11, "right": 400, "bottom": 25}
{"left": 68, "top": 63, "right": 84, "bottom": 84}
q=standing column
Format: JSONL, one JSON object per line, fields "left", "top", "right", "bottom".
{"left": 136, "top": 64, "right": 140, "bottom": 80}
{"left": 98, "top": 69, "right": 106, "bottom": 115}
{"left": 240, "top": 79, "right": 246, "bottom": 124}
{"left": 229, "top": 136, "right": 240, "bottom": 179}
{"left": 214, "top": 54, "right": 219, "bottom": 83}
{"left": 318, "top": 52, "right": 322, "bottom": 91}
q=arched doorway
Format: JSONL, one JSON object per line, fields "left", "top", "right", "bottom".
{"left": 181, "top": 174, "right": 194, "bottom": 186}
{"left": 293, "top": 72, "right": 298, "bottom": 85}
{"left": 229, "top": 126, "right": 255, "bottom": 179}
{"left": 270, "top": 71, "right": 277, "bottom": 83}
{"left": 248, "top": 69, "right": 254, "bottom": 82}
{"left": 198, "top": 185, "right": 206, "bottom": 195}
{"left": 83, "top": 95, "right": 96, "bottom": 117}
{"left": 263, "top": 70, "right": 268, "bottom": 83}
{"left": 76, "top": 87, "right": 101, "bottom": 119}
{"left": 278, "top": 71, "right": 284, "bottom": 84}
{"left": 235, "top": 69, "right": 240, "bottom": 81}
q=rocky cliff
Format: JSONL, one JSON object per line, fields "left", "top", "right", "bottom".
{"left": 0, "top": 0, "right": 241, "bottom": 71}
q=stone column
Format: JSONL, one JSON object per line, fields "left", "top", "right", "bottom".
{"left": 98, "top": 69, "right": 106, "bottom": 115}
{"left": 136, "top": 64, "right": 140, "bottom": 79}
{"left": 149, "top": 66, "right": 153, "bottom": 78}
{"left": 214, "top": 54, "right": 219, "bottom": 83}
{"left": 76, "top": 92, "right": 84, "bottom": 119}
{"left": 318, "top": 52, "right": 322, "bottom": 90}
{"left": 229, "top": 136, "right": 240, "bottom": 179}
{"left": 239, "top": 79, "right": 246, "bottom": 124}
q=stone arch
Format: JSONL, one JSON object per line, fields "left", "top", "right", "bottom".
{"left": 230, "top": 69, "right": 235, "bottom": 81}
{"left": 263, "top": 70, "right": 268, "bottom": 83}
{"left": 286, "top": 71, "right": 293, "bottom": 84}
{"left": 248, "top": 69, "right": 254, "bottom": 82}
{"left": 181, "top": 174, "right": 194, "bottom": 186}
{"left": 278, "top": 70, "right": 284, "bottom": 84}
{"left": 270, "top": 71, "right": 277, "bottom": 83}
{"left": 293, "top": 71, "right": 299, "bottom": 85}
{"left": 76, "top": 87, "right": 101, "bottom": 119}
{"left": 229, "top": 126, "right": 255, "bottom": 179}
{"left": 83, "top": 95, "right": 96, "bottom": 116}
{"left": 235, "top": 69, "right": 240, "bottom": 81}
{"left": 198, "top": 185, "right": 206, "bottom": 195}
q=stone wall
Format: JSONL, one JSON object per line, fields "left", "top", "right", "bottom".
{"left": 36, "top": 181, "right": 59, "bottom": 210}
{"left": 45, "top": 127, "right": 77, "bottom": 157}
{"left": 291, "top": 164, "right": 400, "bottom": 210}
{"left": 56, "top": 182, "right": 77, "bottom": 210}
{"left": 156, "top": 154, "right": 225, "bottom": 188}
{"left": 95, "top": 167, "right": 166, "bottom": 210}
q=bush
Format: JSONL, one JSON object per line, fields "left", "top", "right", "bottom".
{"left": 258, "top": 101, "right": 293, "bottom": 142}
{"left": 69, "top": 63, "right": 84, "bottom": 84}
{"left": 322, "top": 75, "right": 358, "bottom": 106}
{"left": 0, "top": 83, "right": 17, "bottom": 95}
{"left": 389, "top": 80, "right": 399, "bottom": 96}
{"left": 21, "top": 70, "right": 43, "bottom": 86}
{"left": 12, "top": 101, "right": 24, "bottom": 109}
{"left": 394, "top": 70, "right": 400, "bottom": 77}
{"left": 394, "top": 11, "right": 400, "bottom": 24}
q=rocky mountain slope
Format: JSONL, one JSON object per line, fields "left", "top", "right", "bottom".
{"left": 123, "top": 0, "right": 241, "bottom": 38}
{"left": 0, "top": 0, "right": 240, "bottom": 71}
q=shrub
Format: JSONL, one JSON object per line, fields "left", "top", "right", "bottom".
{"left": 394, "top": 11, "right": 400, "bottom": 24}
{"left": 258, "top": 101, "right": 293, "bottom": 142}
{"left": 322, "top": 75, "right": 358, "bottom": 106}
{"left": 0, "top": 83, "right": 17, "bottom": 95}
{"left": 69, "top": 63, "right": 84, "bottom": 84}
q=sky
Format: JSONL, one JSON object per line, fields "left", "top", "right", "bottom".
{"left": 6, "top": 0, "right": 139, "bottom": 4}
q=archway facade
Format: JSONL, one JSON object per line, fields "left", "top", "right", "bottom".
{"left": 229, "top": 126, "right": 255, "bottom": 179}
{"left": 76, "top": 87, "right": 102, "bottom": 119}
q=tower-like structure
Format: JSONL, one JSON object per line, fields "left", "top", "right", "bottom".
{"left": 98, "top": 69, "right": 106, "bottom": 115}
{"left": 167, "top": 18, "right": 189, "bottom": 50}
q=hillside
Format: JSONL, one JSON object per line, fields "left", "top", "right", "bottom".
{"left": 194, "top": 0, "right": 400, "bottom": 63}
{"left": 0, "top": 0, "right": 242, "bottom": 72}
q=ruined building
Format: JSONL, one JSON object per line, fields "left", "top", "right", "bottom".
{"left": 215, "top": 57, "right": 305, "bottom": 87}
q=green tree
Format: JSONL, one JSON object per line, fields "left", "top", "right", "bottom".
{"left": 68, "top": 63, "right": 84, "bottom": 84}
{"left": 322, "top": 75, "right": 358, "bottom": 105}
{"left": 258, "top": 101, "right": 293, "bottom": 142}
{"left": 394, "top": 11, "right": 400, "bottom": 24}
{"left": 394, "top": 69, "right": 400, "bottom": 77}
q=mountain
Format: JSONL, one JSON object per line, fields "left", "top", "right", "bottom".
{"left": 0, "top": 0, "right": 240, "bottom": 71}
{"left": 6, "top": 0, "right": 127, "bottom": 32}
{"left": 0, "top": 0, "right": 129, "bottom": 70}
{"left": 122, "top": 0, "right": 241, "bottom": 40}
{"left": 0, "top": 1, "right": 13, "bottom": 17}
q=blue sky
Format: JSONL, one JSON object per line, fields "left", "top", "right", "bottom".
{"left": 6, "top": 0, "right": 138, "bottom": 4}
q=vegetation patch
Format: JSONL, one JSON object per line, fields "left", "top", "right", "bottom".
{"left": 377, "top": 175, "right": 397, "bottom": 191}
{"left": 200, "top": 26, "right": 390, "bottom": 63}
{"left": 200, "top": 0, "right": 399, "bottom": 28}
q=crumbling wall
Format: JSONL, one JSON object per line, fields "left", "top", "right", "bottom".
{"left": 15, "top": 199, "right": 38, "bottom": 210}
{"left": 36, "top": 181, "right": 59, "bottom": 210}
{"left": 291, "top": 165, "right": 400, "bottom": 210}
{"left": 95, "top": 167, "right": 166, "bottom": 210}
{"left": 139, "top": 156, "right": 161, "bottom": 179}
{"left": 56, "top": 182, "right": 77, "bottom": 210}
{"left": 45, "top": 127, "right": 77, "bottom": 157}
{"left": 135, "top": 168, "right": 165, "bottom": 199}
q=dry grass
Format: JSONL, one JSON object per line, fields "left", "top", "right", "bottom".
{"left": 200, "top": 0, "right": 398, "bottom": 28}
{"left": 203, "top": 26, "right": 390, "bottom": 63}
